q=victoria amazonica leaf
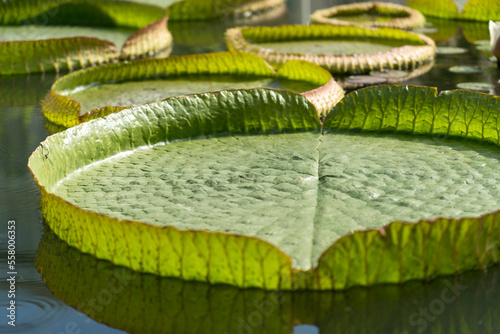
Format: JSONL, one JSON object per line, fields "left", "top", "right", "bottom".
{"left": 42, "top": 52, "right": 344, "bottom": 127}
{"left": 310, "top": 2, "right": 426, "bottom": 30}
{"left": 29, "top": 85, "right": 500, "bottom": 290}
{"left": 225, "top": 25, "right": 435, "bottom": 73}
{"left": 165, "top": 0, "right": 286, "bottom": 21}
{"left": 0, "top": 0, "right": 171, "bottom": 74}
{"left": 252, "top": 39, "right": 416, "bottom": 55}
{"left": 64, "top": 75, "right": 319, "bottom": 114}
{"left": 50, "top": 130, "right": 500, "bottom": 272}
{"left": 0, "top": 25, "right": 135, "bottom": 50}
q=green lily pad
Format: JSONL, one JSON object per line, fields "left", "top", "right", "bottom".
{"left": 165, "top": 0, "right": 286, "bottom": 21}
{"left": 0, "top": 0, "right": 172, "bottom": 75}
{"left": 461, "top": 0, "right": 500, "bottom": 21}
{"left": 29, "top": 85, "right": 500, "bottom": 290}
{"left": 36, "top": 227, "right": 500, "bottom": 334}
{"left": 473, "top": 40, "right": 491, "bottom": 51}
{"left": 462, "top": 21, "right": 491, "bottom": 42}
{"left": 225, "top": 25, "right": 436, "bottom": 74}
{"left": 435, "top": 46, "right": 468, "bottom": 55}
{"left": 456, "top": 82, "right": 494, "bottom": 92}
{"left": 449, "top": 65, "right": 482, "bottom": 73}
{"left": 42, "top": 52, "right": 344, "bottom": 127}
{"left": 0, "top": 73, "right": 58, "bottom": 107}
{"left": 168, "top": 3, "right": 289, "bottom": 55}
{"left": 407, "top": 0, "right": 500, "bottom": 21}
{"left": 407, "top": 0, "right": 460, "bottom": 19}
{"left": 414, "top": 19, "right": 459, "bottom": 42}
{"left": 310, "top": 2, "right": 425, "bottom": 30}
{"left": 251, "top": 40, "right": 413, "bottom": 55}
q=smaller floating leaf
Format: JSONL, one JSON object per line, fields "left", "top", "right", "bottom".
{"left": 0, "top": 37, "right": 119, "bottom": 76}
{"left": 449, "top": 65, "right": 482, "bottom": 74}
{"left": 42, "top": 52, "right": 344, "bottom": 127}
{"left": 0, "top": 0, "right": 172, "bottom": 74}
{"left": 473, "top": 40, "right": 492, "bottom": 52}
{"left": 407, "top": 0, "right": 459, "bottom": 19}
{"left": 461, "top": 0, "right": 500, "bottom": 21}
{"left": 225, "top": 25, "right": 435, "bottom": 74}
{"left": 456, "top": 82, "right": 494, "bottom": 92}
{"left": 310, "top": 2, "right": 425, "bottom": 30}
{"left": 347, "top": 75, "right": 387, "bottom": 85}
{"left": 29, "top": 84, "right": 500, "bottom": 291}
{"left": 0, "top": 73, "right": 58, "bottom": 107}
{"left": 435, "top": 46, "right": 468, "bottom": 55}
{"left": 369, "top": 69, "right": 409, "bottom": 78}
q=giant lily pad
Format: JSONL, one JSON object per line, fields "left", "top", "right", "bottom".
{"left": 0, "top": 0, "right": 172, "bottom": 75}
{"left": 29, "top": 85, "right": 500, "bottom": 290}
{"left": 36, "top": 228, "right": 500, "bottom": 334}
{"left": 225, "top": 25, "right": 436, "bottom": 74}
{"left": 42, "top": 51, "right": 343, "bottom": 127}
{"left": 164, "top": 0, "right": 286, "bottom": 21}
{"left": 310, "top": 2, "right": 426, "bottom": 30}
{"left": 168, "top": 3, "right": 289, "bottom": 55}
{"left": 407, "top": 0, "right": 500, "bottom": 21}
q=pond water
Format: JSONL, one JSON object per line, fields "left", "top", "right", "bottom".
{"left": 1, "top": 0, "right": 500, "bottom": 334}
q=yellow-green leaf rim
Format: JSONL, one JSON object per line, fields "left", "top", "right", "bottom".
{"left": 310, "top": 1, "right": 426, "bottom": 30}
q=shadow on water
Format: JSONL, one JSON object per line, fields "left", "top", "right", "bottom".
{"left": 36, "top": 227, "right": 500, "bottom": 334}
